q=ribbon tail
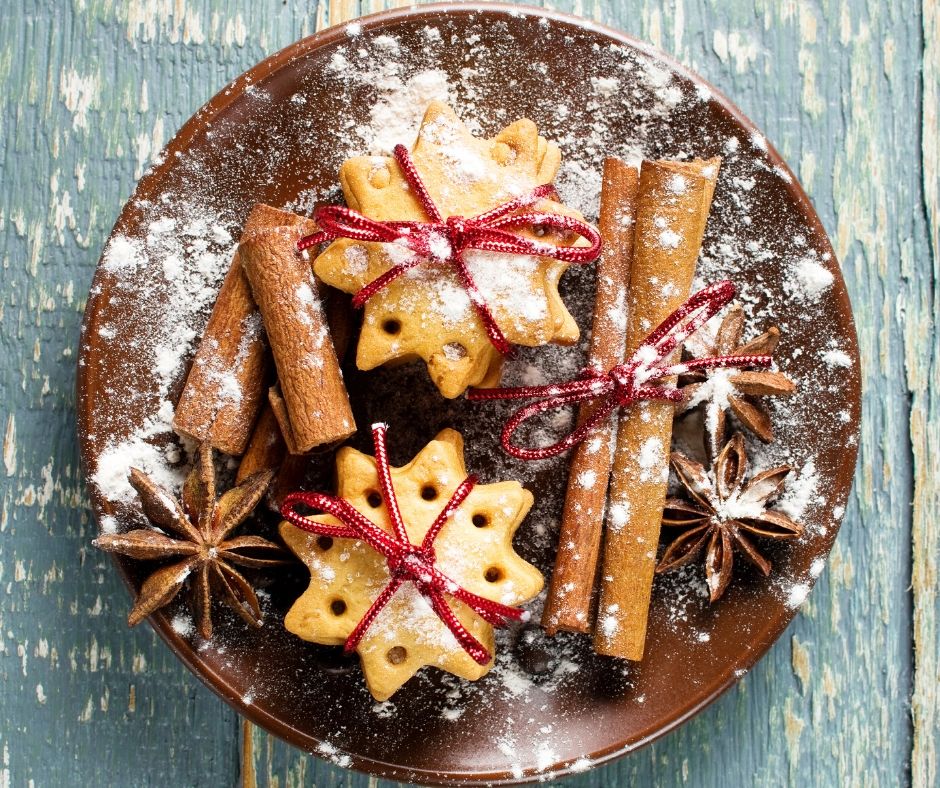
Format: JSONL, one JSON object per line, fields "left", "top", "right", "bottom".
{"left": 450, "top": 252, "right": 512, "bottom": 355}
{"left": 344, "top": 575, "right": 405, "bottom": 655}
{"left": 352, "top": 257, "right": 424, "bottom": 309}
{"left": 297, "top": 230, "right": 332, "bottom": 252}
{"left": 674, "top": 353, "right": 773, "bottom": 376}
{"left": 425, "top": 587, "right": 492, "bottom": 666}
{"left": 500, "top": 392, "right": 618, "bottom": 461}
{"left": 448, "top": 584, "right": 529, "bottom": 627}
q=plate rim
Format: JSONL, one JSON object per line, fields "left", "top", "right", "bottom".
{"left": 76, "top": 3, "right": 862, "bottom": 785}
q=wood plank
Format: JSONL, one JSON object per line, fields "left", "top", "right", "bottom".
{"left": 0, "top": 0, "right": 927, "bottom": 786}
{"left": 912, "top": 1, "right": 939, "bottom": 785}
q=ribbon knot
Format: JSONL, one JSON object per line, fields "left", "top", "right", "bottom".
{"left": 444, "top": 215, "right": 470, "bottom": 251}
{"left": 297, "top": 144, "right": 602, "bottom": 355}
{"left": 467, "top": 281, "right": 776, "bottom": 461}
{"left": 389, "top": 548, "right": 435, "bottom": 584}
{"left": 281, "top": 424, "right": 528, "bottom": 665}
{"left": 608, "top": 362, "right": 640, "bottom": 403}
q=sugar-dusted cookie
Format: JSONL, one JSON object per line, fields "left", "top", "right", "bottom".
{"left": 280, "top": 427, "right": 544, "bottom": 701}
{"left": 314, "top": 101, "right": 592, "bottom": 398}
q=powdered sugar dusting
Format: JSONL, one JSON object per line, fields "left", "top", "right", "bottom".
{"left": 80, "top": 12, "right": 857, "bottom": 779}
{"left": 788, "top": 255, "right": 834, "bottom": 301}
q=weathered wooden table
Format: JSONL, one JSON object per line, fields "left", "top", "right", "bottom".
{"left": 1, "top": 1, "right": 936, "bottom": 785}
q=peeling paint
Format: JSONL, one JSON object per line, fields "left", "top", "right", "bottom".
{"left": 783, "top": 696, "right": 805, "bottom": 776}
{"left": 791, "top": 636, "right": 811, "bottom": 694}
{"left": 712, "top": 29, "right": 760, "bottom": 74}
{"left": 134, "top": 117, "right": 165, "bottom": 180}
{"left": 59, "top": 68, "right": 99, "bottom": 131}
{"left": 3, "top": 416, "right": 15, "bottom": 477}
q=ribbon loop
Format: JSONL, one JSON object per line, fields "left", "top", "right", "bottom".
{"left": 297, "top": 145, "right": 602, "bottom": 354}
{"left": 280, "top": 424, "right": 526, "bottom": 665}
{"left": 467, "top": 281, "right": 775, "bottom": 461}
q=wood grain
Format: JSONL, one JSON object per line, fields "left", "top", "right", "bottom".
{"left": 912, "top": 2, "right": 938, "bottom": 786}
{"left": 0, "top": 0, "right": 931, "bottom": 786}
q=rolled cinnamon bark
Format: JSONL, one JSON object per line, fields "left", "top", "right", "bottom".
{"left": 542, "top": 159, "right": 639, "bottom": 635}
{"left": 241, "top": 226, "right": 356, "bottom": 453}
{"left": 267, "top": 453, "right": 309, "bottom": 512}
{"left": 236, "top": 404, "right": 286, "bottom": 484}
{"left": 267, "top": 383, "right": 301, "bottom": 456}
{"left": 173, "top": 205, "right": 314, "bottom": 456}
{"left": 594, "top": 157, "right": 721, "bottom": 660}
{"left": 236, "top": 292, "right": 355, "bottom": 483}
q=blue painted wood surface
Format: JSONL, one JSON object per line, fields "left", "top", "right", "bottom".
{"left": 0, "top": 0, "right": 936, "bottom": 786}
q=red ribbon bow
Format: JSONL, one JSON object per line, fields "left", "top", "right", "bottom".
{"left": 467, "top": 281, "right": 774, "bottom": 460}
{"left": 297, "top": 144, "right": 602, "bottom": 355}
{"left": 280, "top": 424, "right": 528, "bottom": 665}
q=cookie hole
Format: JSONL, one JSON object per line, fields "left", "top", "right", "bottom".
{"left": 386, "top": 646, "right": 407, "bottom": 665}
{"left": 381, "top": 318, "right": 401, "bottom": 335}
{"left": 366, "top": 491, "right": 382, "bottom": 508}
{"left": 420, "top": 485, "right": 438, "bottom": 501}
{"left": 316, "top": 536, "right": 334, "bottom": 551}
{"left": 329, "top": 598, "right": 347, "bottom": 616}
{"left": 472, "top": 513, "right": 489, "bottom": 528}
{"left": 442, "top": 341, "right": 467, "bottom": 361}
{"left": 484, "top": 566, "right": 504, "bottom": 583}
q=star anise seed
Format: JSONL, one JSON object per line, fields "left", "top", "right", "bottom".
{"left": 656, "top": 433, "right": 804, "bottom": 602}
{"left": 678, "top": 305, "right": 797, "bottom": 459}
{"left": 94, "top": 442, "right": 288, "bottom": 639}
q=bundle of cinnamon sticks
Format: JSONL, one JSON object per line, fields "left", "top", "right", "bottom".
{"left": 173, "top": 204, "right": 356, "bottom": 504}
{"left": 542, "top": 155, "right": 720, "bottom": 661}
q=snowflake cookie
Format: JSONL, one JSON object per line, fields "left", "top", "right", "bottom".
{"left": 314, "top": 101, "right": 590, "bottom": 398}
{"left": 280, "top": 428, "right": 544, "bottom": 701}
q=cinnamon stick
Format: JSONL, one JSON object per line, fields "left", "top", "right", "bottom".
{"left": 236, "top": 404, "right": 286, "bottom": 484}
{"left": 542, "top": 159, "right": 639, "bottom": 635}
{"left": 594, "top": 157, "right": 721, "bottom": 661}
{"left": 267, "top": 453, "right": 309, "bottom": 512}
{"left": 237, "top": 290, "right": 355, "bottom": 483}
{"left": 173, "top": 205, "right": 314, "bottom": 456}
{"left": 241, "top": 225, "right": 356, "bottom": 453}
{"left": 267, "top": 383, "right": 302, "bottom": 456}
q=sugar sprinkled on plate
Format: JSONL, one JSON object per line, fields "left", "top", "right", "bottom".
{"left": 80, "top": 15, "right": 857, "bottom": 777}
{"left": 788, "top": 256, "right": 835, "bottom": 301}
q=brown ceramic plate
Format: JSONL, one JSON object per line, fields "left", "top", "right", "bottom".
{"left": 77, "top": 4, "right": 861, "bottom": 784}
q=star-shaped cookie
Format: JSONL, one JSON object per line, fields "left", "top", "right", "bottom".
{"left": 280, "top": 428, "right": 544, "bottom": 701}
{"left": 314, "top": 101, "right": 589, "bottom": 398}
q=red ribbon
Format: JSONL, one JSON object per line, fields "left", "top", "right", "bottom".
{"left": 297, "top": 144, "right": 602, "bottom": 355}
{"left": 280, "top": 424, "right": 528, "bottom": 665}
{"left": 467, "top": 281, "right": 774, "bottom": 461}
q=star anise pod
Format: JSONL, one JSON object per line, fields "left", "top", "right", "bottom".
{"left": 94, "top": 443, "right": 288, "bottom": 639}
{"left": 655, "top": 433, "right": 804, "bottom": 602}
{"left": 678, "top": 304, "right": 796, "bottom": 459}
